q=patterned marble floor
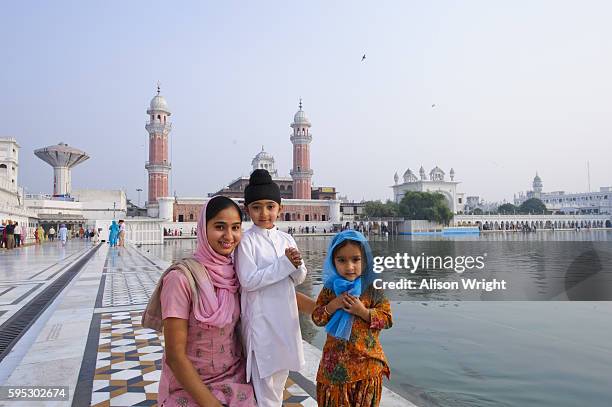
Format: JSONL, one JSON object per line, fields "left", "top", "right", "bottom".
{"left": 100, "top": 247, "right": 164, "bottom": 307}
{"left": 89, "top": 310, "right": 316, "bottom": 406}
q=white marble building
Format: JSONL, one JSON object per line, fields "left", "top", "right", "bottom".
{"left": 251, "top": 146, "right": 279, "bottom": 177}
{"left": 392, "top": 166, "right": 465, "bottom": 213}
{"left": 0, "top": 138, "right": 22, "bottom": 209}
{"left": 24, "top": 189, "right": 127, "bottom": 222}
{"left": 514, "top": 173, "right": 612, "bottom": 214}
{"left": 0, "top": 137, "right": 39, "bottom": 241}
{"left": 464, "top": 196, "right": 509, "bottom": 214}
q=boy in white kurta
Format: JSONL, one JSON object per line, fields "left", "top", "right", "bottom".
{"left": 235, "top": 169, "right": 307, "bottom": 407}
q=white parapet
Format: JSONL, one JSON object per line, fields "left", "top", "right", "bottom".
{"left": 158, "top": 197, "right": 175, "bottom": 221}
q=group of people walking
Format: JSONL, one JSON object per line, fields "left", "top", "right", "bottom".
{"left": 33, "top": 224, "right": 68, "bottom": 246}
{"left": 1, "top": 221, "right": 117, "bottom": 249}
{"left": 144, "top": 169, "right": 393, "bottom": 407}
{"left": 0, "top": 220, "right": 24, "bottom": 249}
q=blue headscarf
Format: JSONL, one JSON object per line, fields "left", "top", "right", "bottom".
{"left": 322, "top": 230, "right": 374, "bottom": 341}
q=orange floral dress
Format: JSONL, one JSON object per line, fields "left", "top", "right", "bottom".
{"left": 311, "top": 286, "right": 393, "bottom": 407}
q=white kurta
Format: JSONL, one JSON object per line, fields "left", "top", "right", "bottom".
{"left": 235, "top": 225, "right": 307, "bottom": 381}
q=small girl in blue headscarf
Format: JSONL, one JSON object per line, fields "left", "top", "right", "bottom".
{"left": 311, "top": 230, "right": 392, "bottom": 407}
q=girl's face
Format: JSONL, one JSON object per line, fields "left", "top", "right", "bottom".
{"left": 206, "top": 207, "right": 242, "bottom": 256}
{"left": 334, "top": 241, "right": 363, "bottom": 281}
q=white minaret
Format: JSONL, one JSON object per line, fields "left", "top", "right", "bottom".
{"left": 34, "top": 142, "right": 89, "bottom": 196}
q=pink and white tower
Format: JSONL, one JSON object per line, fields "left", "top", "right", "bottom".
{"left": 290, "top": 99, "right": 313, "bottom": 199}
{"left": 145, "top": 85, "right": 172, "bottom": 217}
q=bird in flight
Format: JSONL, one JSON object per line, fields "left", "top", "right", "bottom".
{"left": 361, "top": 54, "right": 366, "bottom": 62}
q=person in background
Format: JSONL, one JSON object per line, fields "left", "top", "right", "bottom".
{"left": 118, "top": 220, "right": 126, "bottom": 247}
{"left": 13, "top": 222, "right": 22, "bottom": 247}
{"left": 48, "top": 226, "right": 55, "bottom": 241}
{"left": 0, "top": 221, "right": 5, "bottom": 249}
{"left": 36, "top": 225, "right": 44, "bottom": 244}
{"left": 58, "top": 224, "right": 68, "bottom": 246}
{"left": 5, "top": 220, "right": 15, "bottom": 250}
{"left": 92, "top": 228, "right": 100, "bottom": 244}
{"left": 37, "top": 225, "right": 45, "bottom": 243}
{"left": 22, "top": 223, "right": 28, "bottom": 245}
{"left": 108, "top": 220, "right": 120, "bottom": 247}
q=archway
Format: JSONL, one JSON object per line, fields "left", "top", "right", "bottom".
{"left": 436, "top": 190, "right": 455, "bottom": 213}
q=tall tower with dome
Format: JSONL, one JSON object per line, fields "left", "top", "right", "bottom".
{"left": 145, "top": 85, "right": 172, "bottom": 216}
{"left": 289, "top": 99, "right": 313, "bottom": 199}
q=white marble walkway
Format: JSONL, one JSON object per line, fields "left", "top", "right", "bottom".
{"left": 0, "top": 242, "right": 415, "bottom": 406}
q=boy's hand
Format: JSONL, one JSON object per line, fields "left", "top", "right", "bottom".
{"left": 285, "top": 247, "right": 302, "bottom": 268}
{"left": 342, "top": 294, "right": 370, "bottom": 321}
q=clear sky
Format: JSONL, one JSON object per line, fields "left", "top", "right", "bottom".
{"left": 2, "top": 1, "right": 611, "bottom": 204}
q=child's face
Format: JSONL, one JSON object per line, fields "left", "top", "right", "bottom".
{"left": 334, "top": 241, "right": 363, "bottom": 281}
{"left": 246, "top": 200, "right": 281, "bottom": 229}
{"left": 206, "top": 207, "right": 242, "bottom": 256}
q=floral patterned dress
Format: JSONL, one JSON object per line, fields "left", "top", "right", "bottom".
{"left": 158, "top": 270, "right": 256, "bottom": 407}
{"left": 312, "top": 286, "right": 393, "bottom": 407}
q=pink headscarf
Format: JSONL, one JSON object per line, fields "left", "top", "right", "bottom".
{"left": 191, "top": 198, "right": 240, "bottom": 328}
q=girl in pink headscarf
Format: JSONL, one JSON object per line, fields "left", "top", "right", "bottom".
{"left": 158, "top": 196, "right": 256, "bottom": 407}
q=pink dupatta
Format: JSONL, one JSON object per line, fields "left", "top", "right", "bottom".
{"left": 190, "top": 200, "right": 240, "bottom": 328}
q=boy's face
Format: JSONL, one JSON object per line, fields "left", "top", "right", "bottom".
{"left": 247, "top": 200, "right": 281, "bottom": 229}
{"left": 334, "top": 242, "right": 363, "bottom": 281}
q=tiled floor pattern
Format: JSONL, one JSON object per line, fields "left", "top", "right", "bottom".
{"left": 90, "top": 310, "right": 316, "bottom": 406}
{"left": 101, "top": 272, "right": 162, "bottom": 307}
{"left": 103, "top": 246, "right": 161, "bottom": 270}
{"left": 101, "top": 247, "right": 164, "bottom": 307}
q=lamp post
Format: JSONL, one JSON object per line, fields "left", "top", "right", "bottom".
{"left": 136, "top": 188, "right": 143, "bottom": 207}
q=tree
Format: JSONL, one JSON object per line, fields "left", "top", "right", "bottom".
{"left": 471, "top": 208, "right": 483, "bottom": 215}
{"left": 398, "top": 191, "right": 453, "bottom": 225}
{"left": 364, "top": 200, "right": 399, "bottom": 218}
{"left": 497, "top": 203, "right": 518, "bottom": 214}
{"left": 519, "top": 198, "right": 546, "bottom": 214}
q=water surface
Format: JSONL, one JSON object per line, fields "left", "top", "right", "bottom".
{"left": 145, "top": 230, "right": 612, "bottom": 406}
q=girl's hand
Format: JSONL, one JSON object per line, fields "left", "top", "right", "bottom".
{"left": 342, "top": 294, "right": 370, "bottom": 321}
{"left": 326, "top": 293, "right": 346, "bottom": 314}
